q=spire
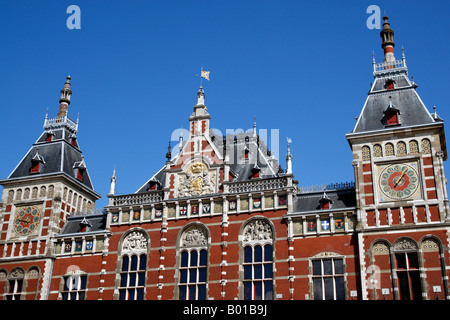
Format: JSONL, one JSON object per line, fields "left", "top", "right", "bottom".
{"left": 57, "top": 76, "right": 72, "bottom": 118}
{"left": 285, "top": 137, "right": 293, "bottom": 175}
{"left": 108, "top": 167, "right": 117, "bottom": 196}
{"left": 253, "top": 116, "right": 257, "bottom": 136}
{"left": 166, "top": 141, "right": 172, "bottom": 161}
{"left": 380, "top": 15, "right": 395, "bottom": 64}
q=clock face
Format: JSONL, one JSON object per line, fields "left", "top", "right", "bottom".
{"left": 13, "top": 206, "right": 41, "bottom": 236}
{"left": 377, "top": 162, "right": 421, "bottom": 201}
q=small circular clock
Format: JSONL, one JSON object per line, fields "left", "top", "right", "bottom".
{"left": 13, "top": 206, "right": 41, "bottom": 236}
{"left": 378, "top": 163, "right": 420, "bottom": 200}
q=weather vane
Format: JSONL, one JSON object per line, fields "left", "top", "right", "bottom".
{"left": 195, "top": 67, "right": 210, "bottom": 87}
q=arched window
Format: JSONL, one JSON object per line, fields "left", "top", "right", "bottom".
{"left": 421, "top": 139, "right": 431, "bottom": 154}
{"left": 311, "top": 252, "right": 345, "bottom": 300}
{"left": 396, "top": 141, "right": 407, "bottom": 156}
{"left": 242, "top": 219, "right": 274, "bottom": 300}
{"left": 392, "top": 238, "right": 422, "bottom": 300}
{"left": 409, "top": 140, "right": 419, "bottom": 154}
{"left": 362, "top": 146, "right": 371, "bottom": 161}
{"left": 7, "top": 190, "right": 14, "bottom": 203}
{"left": 373, "top": 144, "right": 383, "bottom": 158}
{"left": 118, "top": 230, "right": 149, "bottom": 300}
{"left": 385, "top": 143, "right": 394, "bottom": 156}
{"left": 61, "top": 270, "right": 87, "bottom": 300}
{"left": 6, "top": 267, "right": 25, "bottom": 300}
{"left": 178, "top": 224, "right": 209, "bottom": 300}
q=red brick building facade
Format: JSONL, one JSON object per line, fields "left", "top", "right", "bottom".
{"left": 0, "top": 16, "right": 449, "bottom": 301}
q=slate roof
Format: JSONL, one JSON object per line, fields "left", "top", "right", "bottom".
{"left": 292, "top": 188, "right": 356, "bottom": 213}
{"left": 59, "top": 212, "right": 107, "bottom": 235}
{"left": 2, "top": 121, "right": 97, "bottom": 194}
{"left": 136, "top": 131, "right": 284, "bottom": 193}
{"left": 352, "top": 69, "right": 437, "bottom": 134}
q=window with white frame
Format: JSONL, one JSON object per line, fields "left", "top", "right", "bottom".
{"left": 311, "top": 256, "right": 345, "bottom": 300}
{"left": 6, "top": 268, "right": 24, "bottom": 300}
{"left": 242, "top": 219, "right": 274, "bottom": 300}
{"left": 119, "top": 254, "right": 147, "bottom": 300}
{"left": 118, "top": 230, "right": 149, "bottom": 300}
{"left": 178, "top": 224, "right": 209, "bottom": 300}
{"left": 179, "top": 249, "right": 208, "bottom": 300}
{"left": 61, "top": 273, "right": 87, "bottom": 300}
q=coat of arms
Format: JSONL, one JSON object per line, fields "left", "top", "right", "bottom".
{"left": 178, "top": 162, "right": 215, "bottom": 197}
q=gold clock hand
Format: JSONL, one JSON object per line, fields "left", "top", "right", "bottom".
{"left": 394, "top": 168, "right": 408, "bottom": 187}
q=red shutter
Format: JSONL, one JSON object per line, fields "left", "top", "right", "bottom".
{"left": 46, "top": 134, "right": 52, "bottom": 142}
{"left": 321, "top": 202, "right": 330, "bottom": 210}
{"left": 30, "top": 162, "right": 40, "bottom": 173}
{"left": 387, "top": 112, "right": 399, "bottom": 125}
{"left": 77, "top": 169, "right": 83, "bottom": 181}
{"left": 252, "top": 171, "right": 260, "bottom": 179}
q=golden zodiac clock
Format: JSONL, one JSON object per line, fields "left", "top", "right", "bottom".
{"left": 13, "top": 206, "right": 41, "bottom": 236}
{"left": 377, "top": 162, "right": 422, "bottom": 201}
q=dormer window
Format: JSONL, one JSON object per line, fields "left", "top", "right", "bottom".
{"left": 30, "top": 162, "right": 40, "bottom": 173}
{"left": 147, "top": 177, "right": 161, "bottom": 191}
{"left": 70, "top": 134, "right": 77, "bottom": 147}
{"left": 243, "top": 147, "right": 250, "bottom": 160}
{"left": 385, "top": 79, "right": 395, "bottom": 90}
{"left": 148, "top": 181, "right": 158, "bottom": 191}
{"left": 383, "top": 99, "right": 400, "bottom": 126}
{"left": 45, "top": 132, "right": 54, "bottom": 142}
{"left": 250, "top": 165, "right": 260, "bottom": 179}
{"left": 386, "top": 111, "right": 399, "bottom": 125}
{"left": 76, "top": 168, "right": 85, "bottom": 181}
{"left": 73, "top": 157, "right": 87, "bottom": 182}
{"left": 79, "top": 217, "right": 92, "bottom": 232}
{"left": 30, "top": 149, "right": 45, "bottom": 174}
{"left": 319, "top": 192, "right": 332, "bottom": 210}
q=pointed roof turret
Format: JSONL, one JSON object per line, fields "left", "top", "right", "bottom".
{"left": 350, "top": 16, "right": 437, "bottom": 134}
{"left": 57, "top": 76, "right": 72, "bottom": 118}
{"left": 380, "top": 15, "right": 395, "bottom": 64}
{"left": 1, "top": 76, "right": 100, "bottom": 200}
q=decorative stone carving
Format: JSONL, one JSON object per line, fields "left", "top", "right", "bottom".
{"left": 178, "top": 162, "right": 216, "bottom": 197}
{"left": 243, "top": 219, "right": 272, "bottom": 242}
{"left": 9, "top": 267, "right": 24, "bottom": 279}
{"left": 122, "top": 230, "right": 148, "bottom": 253}
{"left": 393, "top": 238, "right": 418, "bottom": 251}
{"left": 312, "top": 252, "right": 341, "bottom": 258}
{"left": 372, "top": 242, "right": 389, "bottom": 255}
{"left": 181, "top": 226, "right": 208, "bottom": 247}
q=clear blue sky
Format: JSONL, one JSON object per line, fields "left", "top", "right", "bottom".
{"left": 1, "top": 0, "right": 450, "bottom": 208}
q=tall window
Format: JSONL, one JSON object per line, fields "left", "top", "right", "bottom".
{"left": 242, "top": 219, "right": 274, "bottom": 300}
{"left": 119, "top": 254, "right": 147, "bottom": 300}
{"left": 395, "top": 252, "right": 422, "bottom": 300}
{"left": 179, "top": 249, "right": 207, "bottom": 300}
{"left": 312, "top": 257, "right": 345, "bottom": 300}
{"left": 392, "top": 238, "right": 422, "bottom": 300}
{"left": 118, "top": 230, "right": 149, "bottom": 300}
{"left": 62, "top": 274, "right": 87, "bottom": 300}
{"left": 178, "top": 224, "right": 209, "bottom": 300}
{"left": 6, "top": 268, "right": 24, "bottom": 300}
{"left": 243, "top": 244, "right": 273, "bottom": 300}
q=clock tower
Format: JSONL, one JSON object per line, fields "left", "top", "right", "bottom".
{"left": 347, "top": 16, "right": 450, "bottom": 300}
{"left": 0, "top": 77, "right": 100, "bottom": 300}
